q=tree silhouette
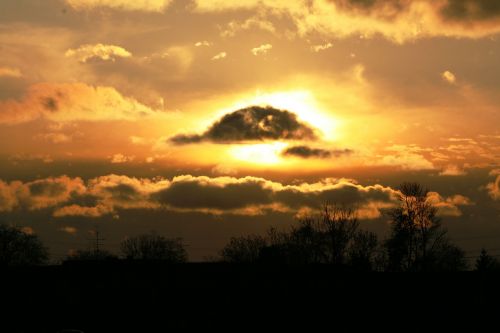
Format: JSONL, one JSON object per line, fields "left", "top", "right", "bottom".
{"left": 384, "top": 182, "right": 466, "bottom": 272}
{"left": 0, "top": 224, "right": 48, "bottom": 266}
{"left": 220, "top": 204, "right": 379, "bottom": 268}
{"left": 220, "top": 234, "right": 267, "bottom": 263}
{"left": 475, "top": 249, "right": 500, "bottom": 272}
{"left": 66, "top": 249, "right": 117, "bottom": 261}
{"left": 348, "top": 230, "right": 378, "bottom": 271}
{"left": 317, "top": 205, "right": 361, "bottom": 265}
{"left": 120, "top": 232, "right": 187, "bottom": 262}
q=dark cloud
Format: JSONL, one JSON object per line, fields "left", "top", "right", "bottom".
{"left": 282, "top": 145, "right": 353, "bottom": 159}
{"left": 170, "top": 106, "right": 317, "bottom": 144}
{"left": 28, "top": 181, "right": 66, "bottom": 197}
{"left": 440, "top": 0, "right": 500, "bottom": 21}
{"left": 332, "top": 0, "right": 500, "bottom": 22}
{"left": 332, "top": 0, "right": 407, "bottom": 20}
{"left": 102, "top": 183, "right": 142, "bottom": 202}
{"left": 41, "top": 97, "right": 59, "bottom": 112}
{"left": 152, "top": 179, "right": 273, "bottom": 210}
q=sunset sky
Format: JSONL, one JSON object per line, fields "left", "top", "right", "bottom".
{"left": 1, "top": 0, "right": 499, "bottom": 260}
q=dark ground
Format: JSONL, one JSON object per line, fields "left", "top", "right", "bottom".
{"left": 2, "top": 262, "right": 500, "bottom": 332}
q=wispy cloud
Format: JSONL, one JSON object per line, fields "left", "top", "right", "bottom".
{"left": 65, "top": 44, "right": 132, "bottom": 63}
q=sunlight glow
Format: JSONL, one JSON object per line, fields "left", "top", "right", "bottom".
{"left": 230, "top": 142, "right": 288, "bottom": 165}
{"left": 217, "top": 90, "right": 340, "bottom": 141}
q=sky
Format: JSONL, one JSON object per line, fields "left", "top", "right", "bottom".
{"left": 0, "top": 0, "right": 499, "bottom": 261}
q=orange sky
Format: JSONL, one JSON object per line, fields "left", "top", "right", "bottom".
{"left": 0, "top": 0, "right": 499, "bottom": 260}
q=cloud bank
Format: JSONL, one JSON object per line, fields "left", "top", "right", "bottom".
{"left": 195, "top": 0, "right": 500, "bottom": 42}
{"left": 0, "top": 174, "right": 471, "bottom": 219}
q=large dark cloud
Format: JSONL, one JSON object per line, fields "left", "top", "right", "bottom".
{"left": 282, "top": 145, "right": 353, "bottom": 159}
{"left": 332, "top": 0, "right": 500, "bottom": 22}
{"left": 440, "top": 0, "right": 500, "bottom": 21}
{"left": 170, "top": 106, "right": 317, "bottom": 144}
{"left": 152, "top": 179, "right": 273, "bottom": 210}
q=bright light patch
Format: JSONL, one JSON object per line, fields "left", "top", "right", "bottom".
{"left": 230, "top": 142, "right": 287, "bottom": 165}
{"left": 216, "top": 90, "right": 340, "bottom": 141}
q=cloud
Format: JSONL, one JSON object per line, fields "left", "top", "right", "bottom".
{"left": 36, "top": 132, "right": 73, "bottom": 144}
{"left": 439, "top": 164, "right": 466, "bottom": 176}
{"left": 0, "top": 82, "right": 159, "bottom": 124}
{"left": 64, "top": 0, "right": 172, "bottom": 12}
{"left": 440, "top": 0, "right": 500, "bottom": 21}
{"left": 54, "top": 204, "right": 114, "bottom": 218}
{"left": 487, "top": 175, "right": 500, "bottom": 200}
{"left": 0, "top": 176, "right": 86, "bottom": 212}
{"left": 110, "top": 154, "right": 135, "bottom": 164}
{"left": 1, "top": 173, "right": 475, "bottom": 220}
{"left": 427, "top": 192, "right": 473, "bottom": 217}
{"left": 311, "top": 42, "right": 333, "bottom": 52}
{"left": 490, "top": 169, "right": 500, "bottom": 176}
{"left": 442, "top": 70, "right": 457, "bottom": 84}
{"left": 195, "top": 0, "right": 500, "bottom": 42}
{"left": 251, "top": 44, "right": 273, "bottom": 56}
{"left": 0, "top": 66, "right": 22, "bottom": 78}
{"left": 195, "top": 41, "right": 212, "bottom": 47}
{"left": 65, "top": 44, "right": 132, "bottom": 63}
{"left": 380, "top": 145, "right": 435, "bottom": 170}
{"left": 170, "top": 106, "right": 317, "bottom": 144}
{"left": 220, "top": 17, "right": 276, "bottom": 37}
{"left": 59, "top": 226, "right": 78, "bottom": 235}
{"left": 282, "top": 145, "right": 353, "bottom": 159}
{"left": 211, "top": 52, "right": 227, "bottom": 60}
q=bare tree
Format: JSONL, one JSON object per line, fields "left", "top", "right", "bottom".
{"left": 385, "top": 182, "right": 465, "bottom": 272}
{"left": 317, "top": 204, "right": 360, "bottom": 265}
{"left": 220, "top": 234, "right": 267, "bottom": 263}
{"left": 0, "top": 224, "right": 48, "bottom": 266}
{"left": 120, "top": 232, "right": 187, "bottom": 262}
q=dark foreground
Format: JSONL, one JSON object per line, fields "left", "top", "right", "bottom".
{"left": 2, "top": 262, "right": 500, "bottom": 332}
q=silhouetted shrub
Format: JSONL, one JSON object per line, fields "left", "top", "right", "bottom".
{"left": 120, "top": 232, "right": 187, "bottom": 262}
{"left": 0, "top": 224, "right": 48, "bottom": 266}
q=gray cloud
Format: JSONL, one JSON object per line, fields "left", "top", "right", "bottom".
{"left": 282, "top": 145, "right": 353, "bottom": 159}
{"left": 440, "top": 0, "right": 500, "bottom": 21}
{"left": 152, "top": 179, "right": 273, "bottom": 210}
{"left": 331, "top": 0, "right": 500, "bottom": 22}
{"left": 170, "top": 106, "right": 317, "bottom": 144}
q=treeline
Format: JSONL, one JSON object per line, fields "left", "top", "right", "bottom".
{"left": 1, "top": 182, "right": 500, "bottom": 272}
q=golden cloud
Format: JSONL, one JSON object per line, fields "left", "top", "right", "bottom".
{"left": 0, "top": 176, "right": 86, "bottom": 212}
{"left": 65, "top": 0, "right": 172, "bottom": 12}
{"left": 251, "top": 44, "right": 273, "bottom": 56}
{"left": 0, "top": 82, "right": 159, "bottom": 124}
{"left": 487, "top": 175, "right": 500, "bottom": 200}
{"left": 195, "top": 0, "right": 500, "bottom": 42}
{"left": 0, "top": 66, "right": 22, "bottom": 78}
{"left": 426, "top": 192, "right": 473, "bottom": 217}
{"left": 65, "top": 44, "right": 132, "bottom": 63}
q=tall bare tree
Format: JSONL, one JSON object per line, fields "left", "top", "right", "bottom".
{"left": 385, "top": 182, "right": 465, "bottom": 272}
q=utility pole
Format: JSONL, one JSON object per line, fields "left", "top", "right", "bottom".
{"left": 88, "top": 225, "right": 105, "bottom": 256}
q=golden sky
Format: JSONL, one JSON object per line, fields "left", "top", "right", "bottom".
{"left": 0, "top": 0, "right": 499, "bottom": 260}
